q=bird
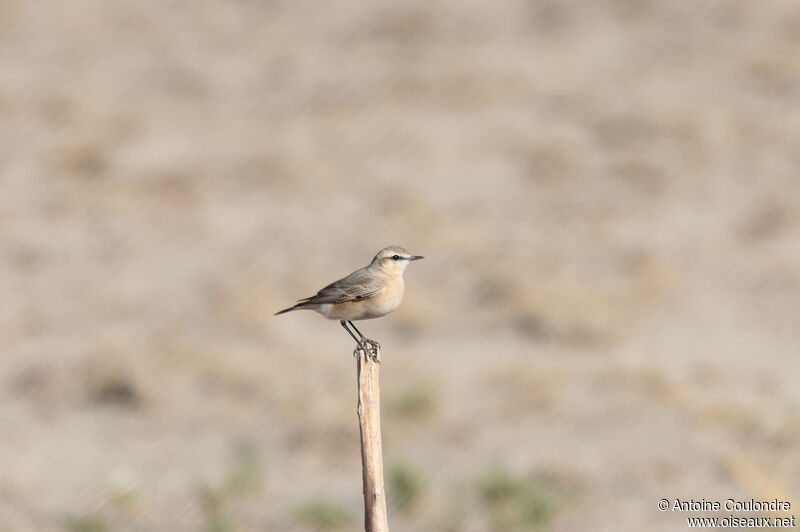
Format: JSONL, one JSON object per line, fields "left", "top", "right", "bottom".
{"left": 275, "top": 245, "right": 424, "bottom": 359}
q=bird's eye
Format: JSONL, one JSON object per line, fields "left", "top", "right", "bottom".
{"left": 392, "top": 255, "right": 400, "bottom": 260}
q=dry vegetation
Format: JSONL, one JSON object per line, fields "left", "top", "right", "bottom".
{"left": 1, "top": 0, "right": 799, "bottom": 531}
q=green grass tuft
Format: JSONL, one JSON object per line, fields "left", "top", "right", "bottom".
{"left": 478, "top": 468, "right": 558, "bottom": 531}
{"left": 62, "top": 514, "right": 108, "bottom": 532}
{"left": 388, "top": 462, "right": 425, "bottom": 513}
{"left": 293, "top": 500, "right": 353, "bottom": 530}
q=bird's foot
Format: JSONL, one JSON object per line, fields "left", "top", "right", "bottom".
{"left": 354, "top": 339, "right": 381, "bottom": 363}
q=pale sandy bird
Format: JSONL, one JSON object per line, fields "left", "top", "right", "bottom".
{"left": 275, "top": 246, "right": 424, "bottom": 356}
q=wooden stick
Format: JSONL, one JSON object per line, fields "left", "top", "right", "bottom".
{"left": 356, "top": 342, "right": 389, "bottom": 532}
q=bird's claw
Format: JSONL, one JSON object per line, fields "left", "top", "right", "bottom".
{"left": 354, "top": 339, "right": 381, "bottom": 363}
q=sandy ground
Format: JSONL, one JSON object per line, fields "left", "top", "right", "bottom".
{"left": 1, "top": 1, "right": 799, "bottom": 531}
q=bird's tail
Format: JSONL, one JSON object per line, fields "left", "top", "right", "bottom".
{"left": 274, "top": 302, "right": 313, "bottom": 315}
{"left": 274, "top": 304, "right": 299, "bottom": 315}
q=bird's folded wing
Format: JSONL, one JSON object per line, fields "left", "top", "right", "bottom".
{"left": 300, "top": 269, "right": 385, "bottom": 304}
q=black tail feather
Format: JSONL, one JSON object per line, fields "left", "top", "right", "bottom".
{"left": 274, "top": 301, "right": 315, "bottom": 315}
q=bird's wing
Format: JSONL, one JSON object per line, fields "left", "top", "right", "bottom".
{"left": 300, "top": 268, "right": 385, "bottom": 305}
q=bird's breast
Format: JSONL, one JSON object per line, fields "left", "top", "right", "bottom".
{"left": 375, "top": 278, "right": 405, "bottom": 314}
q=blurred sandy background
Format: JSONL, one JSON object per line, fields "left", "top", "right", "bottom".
{"left": 2, "top": 1, "right": 800, "bottom": 531}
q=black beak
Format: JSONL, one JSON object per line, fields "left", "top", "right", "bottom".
{"left": 410, "top": 255, "right": 424, "bottom": 261}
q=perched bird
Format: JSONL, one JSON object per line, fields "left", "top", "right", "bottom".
{"left": 275, "top": 246, "right": 424, "bottom": 358}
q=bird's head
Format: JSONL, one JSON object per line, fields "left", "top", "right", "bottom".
{"left": 371, "top": 245, "right": 424, "bottom": 275}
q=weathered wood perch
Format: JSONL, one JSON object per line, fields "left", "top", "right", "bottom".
{"left": 356, "top": 341, "right": 389, "bottom": 532}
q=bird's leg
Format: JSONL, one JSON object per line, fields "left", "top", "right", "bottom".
{"left": 340, "top": 320, "right": 364, "bottom": 348}
{"left": 347, "top": 321, "right": 367, "bottom": 341}
{"left": 347, "top": 321, "right": 380, "bottom": 362}
{"left": 339, "top": 321, "right": 380, "bottom": 362}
